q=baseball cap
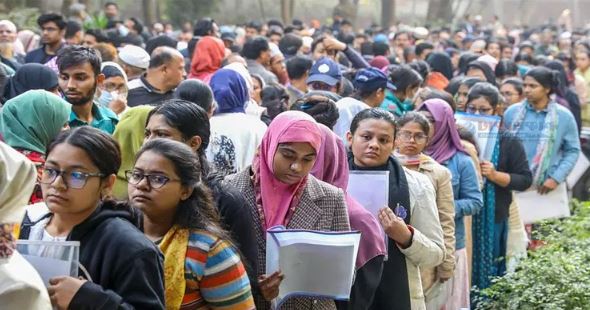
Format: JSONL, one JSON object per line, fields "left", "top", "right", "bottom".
{"left": 221, "top": 31, "right": 236, "bottom": 42}
{"left": 118, "top": 44, "right": 150, "bottom": 69}
{"left": 353, "top": 67, "right": 396, "bottom": 92}
{"left": 307, "top": 57, "right": 342, "bottom": 86}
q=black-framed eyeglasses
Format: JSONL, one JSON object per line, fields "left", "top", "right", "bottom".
{"left": 397, "top": 131, "right": 428, "bottom": 144}
{"left": 40, "top": 167, "right": 104, "bottom": 189}
{"left": 466, "top": 105, "right": 494, "bottom": 114}
{"left": 125, "top": 170, "right": 179, "bottom": 189}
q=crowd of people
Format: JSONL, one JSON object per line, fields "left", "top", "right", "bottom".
{"left": 0, "top": 2, "right": 585, "bottom": 310}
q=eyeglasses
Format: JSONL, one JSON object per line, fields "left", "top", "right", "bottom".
{"left": 40, "top": 167, "right": 104, "bottom": 189}
{"left": 466, "top": 105, "right": 494, "bottom": 114}
{"left": 397, "top": 131, "right": 428, "bottom": 144}
{"left": 309, "top": 81, "right": 334, "bottom": 91}
{"left": 125, "top": 170, "right": 179, "bottom": 189}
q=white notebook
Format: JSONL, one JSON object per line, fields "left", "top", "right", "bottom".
{"left": 265, "top": 226, "right": 361, "bottom": 309}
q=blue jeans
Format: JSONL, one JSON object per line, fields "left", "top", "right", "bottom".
{"left": 493, "top": 219, "right": 509, "bottom": 276}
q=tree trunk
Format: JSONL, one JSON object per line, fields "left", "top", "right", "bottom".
{"left": 427, "top": 0, "right": 453, "bottom": 22}
{"left": 334, "top": 0, "right": 358, "bottom": 25}
{"left": 381, "top": 0, "right": 396, "bottom": 30}
{"left": 281, "top": 0, "right": 293, "bottom": 24}
{"left": 143, "top": 0, "right": 156, "bottom": 26}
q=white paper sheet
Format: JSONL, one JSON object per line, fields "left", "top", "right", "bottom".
{"left": 347, "top": 171, "right": 389, "bottom": 218}
{"left": 265, "top": 226, "right": 361, "bottom": 309}
{"left": 566, "top": 153, "right": 590, "bottom": 189}
{"left": 514, "top": 183, "right": 570, "bottom": 224}
{"left": 21, "top": 254, "right": 73, "bottom": 285}
{"left": 16, "top": 240, "right": 80, "bottom": 286}
{"left": 454, "top": 112, "right": 502, "bottom": 162}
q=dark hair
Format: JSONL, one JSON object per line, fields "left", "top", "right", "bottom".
{"left": 261, "top": 83, "right": 289, "bottom": 121}
{"left": 417, "top": 87, "right": 457, "bottom": 112}
{"left": 149, "top": 46, "right": 177, "bottom": 68}
{"left": 279, "top": 33, "right": 303, "bottom": 56}
{"left": 102, "top": 64, "right": 124, "bottom": 79}
{"left": 485, "top": 39, "right": 503, "bottom": 51}
{"left": 396, "top": 111, "right": 430, "bottom": 135}
{"left": 458, "top": 52, "right": 479, "bottom": 74}
{"left": 408, "top": 61, "right": 430, "bottom": 82}
{"left": 246, "top": 20, "right": 263, "bottom": 32}
{"left": 145, "top": 35, "right": 178, "bottom": 56}
{"left": 104, "top": 2, "right": 118, "bottom": 8}
{"left": 514, "top": 53, "right": 536, "bottom": 65}
{"left": 495, "top": 59, "right": 518, "bottom": 79}
{"left": 128, "top": 17, "right": 144, "bottom": 34}
{"left": 290, "top": 90, "right": 339, "bottom": 129}
{"left": 57, "top": 45, "right": 102, "bottom": 76}
{"left": 457, "top": 126, "right": 479, "bottom": 154}
{"left": 390, "top": 65, "right": 423, "bottom": 92}
{"left": 501, "top": 77, "right": 523, "bottom": 95}
{"left": 241, "top": 36, "right": 270, "bottom": 60}
{"left": 466, "top": 82, "right": 501, "bottom": 108}
{"left": 174, "top": 80, "right": 213, "bottom": 113}
{"left": 426, "top": 51, "right": 453, "bottom": 80}
{"left": 47, "top": 126, "right": 121, "bottom": 178}
{"left": 415, "top": 42, "right": 434, "bottom": 57}
{"left": 466, "top": 60, "right": 497, "bottom": 86}
{"left": 394, "top": 31, "right": 410, "bottom": 41}
{"left": 543, "top": 60, "right": 570, "bottom": 93}
{"left": 267, "top": 19, "right": 284, "bottom": 30}
{"left": 85, "top": 29, "right": 108, "bottom": 43}
{"left": 136, "top": 139, "right": 227, "bottom": 238}
{"left": 461, "top": 76, "right": 485, "bottom": 90}
{"left": 373, "top": 42, "right": 390, "bottom": 56}
{"left": 311, "top": 36, "right": 327, "bottom": 54}
{"left": 445, "top": 76, "right": 464, "bottom": 96}
{"left": 147, "top": 99, "right": 211, "bottom": 178}
{"left": 286, "top": 55, "right": 313, "bottom": 80}
{"left": 37, "top": 13, "right": 66, "bottom": 30}
{"left": 194, "top": 18, "right": 216, "bottom": 36}
{"left": 65, "top": 21, "right": 82, "bottom": 39}
{"left": 403, "top": 46, "right": 415, "bottom": 63}
{"left": 524, "top": 66, "right": 560, "bottom": 95}
{"left": 350, "top": 108, "right": 396, "bottom": 135}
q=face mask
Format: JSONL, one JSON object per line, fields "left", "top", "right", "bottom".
{"left": 118, "top": 25, "right": 129, "bottom": 37}
{"left": 97, "top": 91, "right": 118, "bottom": 108}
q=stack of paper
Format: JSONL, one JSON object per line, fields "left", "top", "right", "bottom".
{"left": 514, "top": 183, "right": 570, "bottom": 224}
{"left": 265, "top": 226, "right": 361, "bottom": 308}
{"left": 16, "top": 240, "right": 80, "bottom": 286}
{"left": 347, "top": 170, "right": 389, "bottom": 218}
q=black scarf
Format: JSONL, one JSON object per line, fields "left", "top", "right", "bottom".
{"left": 348, "top": 154, "right": 412, "bottom": 310}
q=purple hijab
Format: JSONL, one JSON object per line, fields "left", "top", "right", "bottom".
{"left": 418, "top": 99, "right": 466, "bottom": 163}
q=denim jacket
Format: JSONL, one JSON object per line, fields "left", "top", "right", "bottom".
{"left": 443, "top": 152, "right": 483, "bottom": 250}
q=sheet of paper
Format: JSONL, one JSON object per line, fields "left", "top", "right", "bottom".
{"left": 347, "top": 171, "right": 389, "bottom": 218}
{"left": 16, "top": 240, "right": 79, "bottom": 286}
{"left": 454, "top": 112, "right": 502, "bottom": 162}
{"left": 514, "top": 183, "right": 570, "bottom": 224}
{"left": 266, "top": 227, "right": 361, "bottom": 308}
{"left": 21, "top": 254, "right": 73, "bottom": 286}
{"left": 566, "top": 153, "right": 590, "bottom": 189}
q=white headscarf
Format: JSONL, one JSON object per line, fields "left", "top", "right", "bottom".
{"left": 0, "top": 142, "right": 36, "bottom": 223}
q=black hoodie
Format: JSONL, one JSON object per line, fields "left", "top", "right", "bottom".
{"left": 20, "top": 202, "right": 165, "bottom": 310}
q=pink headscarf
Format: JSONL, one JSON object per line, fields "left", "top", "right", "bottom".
{"left": 253, "top": 111, "right": 322, "bottom": 231}
{"left": 311, "top": 124, "right": 387, "bottom": 269}
{"left": 418, "top": 99, "right": 466, "bottom": 163}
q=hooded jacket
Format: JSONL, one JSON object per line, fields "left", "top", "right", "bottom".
{"left": 20, "top": 202, "right": 165, "bottom": 310}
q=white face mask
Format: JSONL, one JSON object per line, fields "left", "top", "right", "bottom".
{"left": 97, "top": 90, "right": 118, "bottom": 108}
{"left": 118, "top": 25, "right": 129, "bottom": 37}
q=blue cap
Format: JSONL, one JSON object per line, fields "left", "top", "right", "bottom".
{"left": 373, "top": 33, "right": 388, "bottom": 43}
{"left": 307, "top": 57, "right": 342, "bottom": 86}
{"left": 353, "top": 67, "right": 397, "bottom": 92}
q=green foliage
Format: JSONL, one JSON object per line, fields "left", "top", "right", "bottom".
{"left": 83, "top": 12, "right": 109, "bottom": 31}
{"left": 0, "top": 7, "right": 40, "bottom": 31}
{"left": 164, "top": 0, "right": 219, "bottom": 28}
{"left": 474, "top": 200, "right": 590, "bottom": 309}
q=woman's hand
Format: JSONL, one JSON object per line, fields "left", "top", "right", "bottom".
{"left": 480, "top": 161, "right": 497, "bottom": 179}
{"left": 538, "top": 178, "right": 558, "bottom": 195}
{"left": 48, "top": 276, "right": 86, "bottom": 310}
{"left": 378, "top": 207, "right": 412, "bottom": 248}
{"left": 258, "top": 271, "right": 284, "bottom": 301}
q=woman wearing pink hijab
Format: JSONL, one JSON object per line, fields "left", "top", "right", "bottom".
{"left": 223, "top": 111, "right": 350, "bottom": 310}
{"left": 188, "top": 36, "right": 226, "bottom": 83}
{"left": 311, "top": 124, "right": 386, "bottom": 310}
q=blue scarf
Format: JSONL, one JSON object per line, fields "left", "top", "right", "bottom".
{"left": 472, "top": 135, "right": 500, "bottom": 292}
{"left": 210, "top": 68, "right": 249, "bottom": 114}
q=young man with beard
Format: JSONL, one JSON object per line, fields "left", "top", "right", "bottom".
{"left": 25, "top": 13, "right": 66, "bottom": 65}
{"left": 57, "top": 45, "right": 118, "bottom": 134}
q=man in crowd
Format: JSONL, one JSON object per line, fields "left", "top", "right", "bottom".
{"left": 26, "top": 13, "right": 66, "bottom": 65}
{"left": 65, "top": 21, "right": 83, "bottom": 45}
{"left": 306, "top": 56, "right": 342, "bottom": 94}
{"left": 286, "top": 55, "right": 312, "bottom": 105}
{"left": 0, "top": 20, "right": 23, "bottom": 71}
{"left": 57, "top": 45, "right": 118, "bottom": 134}
{"left": 242, "top": 36, "right": 278, "bottom": 84}
{"left": 118, "top": 44, "right": 150, "bottom": 82}
{"left": 127, "top": 46, "right": 185, "bottom": 107}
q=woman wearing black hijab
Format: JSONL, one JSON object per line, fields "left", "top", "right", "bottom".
{"left": 3, "top": 63, "right": 59, "bottom": 101}
{"left": 427, "top": 52, "right": 454, "bottom": 80}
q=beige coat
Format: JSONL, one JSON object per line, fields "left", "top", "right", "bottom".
{"left": 402, "top": 168, "right": 446, "bottom": 310}
{"left": 412, "top": 156, "right": 456, "bottom": 293}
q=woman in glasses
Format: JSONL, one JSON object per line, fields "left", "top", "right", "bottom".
{"left": 127, "top": 138, "right": 255, "bottom": 309}
{"left": 465, "top": 82, "right": 532, "bottom": 282}
{"left": 19, "top": 126, "right": 165, "bottom": 309}
{"left": 393, "top": 111, "right": 456, "bottom": 308}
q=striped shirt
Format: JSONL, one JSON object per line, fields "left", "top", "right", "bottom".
{"left": 181, "top": 230, "right": 255, "bottom": 310}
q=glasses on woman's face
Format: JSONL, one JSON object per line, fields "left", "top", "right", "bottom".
{"left": 466, "top": 105, "right": 494, "bottom": 114}
{"left": 397, "top": 131, "right": 428, "bottom": 144}
{"left": 125, "top": 170, "right": 178, "bottom": 189}
{"left": 40, "top": 167, "right": 104, "bottom": 189}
